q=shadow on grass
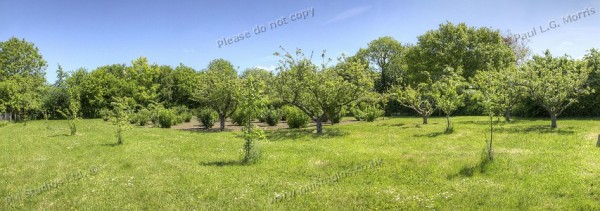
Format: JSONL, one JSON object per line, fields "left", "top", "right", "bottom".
{"left": 377, "top": 123, "right": 406, "bottom": 127}
{"left": 47, "top": 133, "right": 70, "bottom": 138}
{"left": 200, "top": 160, "right": 246, "bottom": 167}
{"left": 413, "top": 131, "right": 446, "bottom": 138}
{"left": 447, "top": 157, "right": 492, "bottom": 179}
{"left": 179, "top": 127, "right": 235, "bottom": 133}
{"left": 100, "top": 143, "right": 122, "bottom": 147}
{"left": 458, "top": 120, "right": 513, "bottom": 125}
{"left": 494, "top": 125, "right": 576, "bottom": 135}
{"left": 266, "top": 128, "right": 349, "bottom": 142}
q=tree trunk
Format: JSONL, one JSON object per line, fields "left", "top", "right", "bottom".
{"left": 219, "top": 114, "right": 226, "bottom": 131}
{"left": 597, "top": 134, "right": 600, "bottom": 147}
{"left": 550, "top": 112, "right": 558, "bottom": 129}
{"left": 488, "top": 114, "right": 494, "bottom": 161}
{"left": 445, "top": 115, "right": 451, "bottom": 132}
{"left": 316, "top": 119, "right": 323, "bottom": 134}
{"left": 504, "top": 110, "right": 511, "bottom": 122}
{"left": 422, "top": 115, "right": 428, "bottom": 124}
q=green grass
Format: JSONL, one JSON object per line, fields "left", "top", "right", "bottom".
{"left": 1, "top": 116, "right": 600, "bottom": 210}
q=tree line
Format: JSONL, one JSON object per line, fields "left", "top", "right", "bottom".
{"left": 1, "top": 21, "right": 599, "bottom": 133}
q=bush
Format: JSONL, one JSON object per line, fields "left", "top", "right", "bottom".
{"left": 182, "top": 112, "right": 193, "bottom": 123}
{"left": 281, "top": 105, "right": 294, "bottom": 121}
{"left": 158, "top": 109, "right": 176, "bottom": 128}
{"left": 232, "top": 111, "right": 251, "bottom": 126}
{"left": 198, "top": 108, "right": 217, "bottom": 129}
{"left": 262, "top": 108, "right": 282, "bottom": 126}
{"left": 128, "top": 115, "right": 138, "bottom": 124}
{"left": 351, "top": 104, "right": 383, "bottom": 122}
{"left": 173, "top": 106, "right": 193, "bottom": 123}
{"left": 284, "top": 106, "right": 309, "bottom": 128}
{"left": 326, "top": 107, "right": 346, "bottom": 124}
{"left": 150, "top": 110, "right": 160, "bottom": 126}
{"left": 363, "top": 106, "right": 384, "bottom": 122}
{"left": 99, "top": 108, "right": 111, "bottom": 121}
{"left": 133, "top": 109, "right": 151, "bottom": 126}
{"left": 174, "top": 115, "right": 183, "bottom": 125}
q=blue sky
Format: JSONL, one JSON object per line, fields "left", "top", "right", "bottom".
{"left": 2, "top": 0, "right": 599, "bottom": 83}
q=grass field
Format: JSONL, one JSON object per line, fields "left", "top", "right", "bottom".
{"left": 1, "top": 116, "right": 599, "bottom": 210}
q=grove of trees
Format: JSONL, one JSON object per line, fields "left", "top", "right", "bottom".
{"left": 1, "top": 21, "right": 598, "bottom": 134}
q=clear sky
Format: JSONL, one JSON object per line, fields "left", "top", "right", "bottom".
{"left": 2, "top": 0, "right": 599, "bottom": 83}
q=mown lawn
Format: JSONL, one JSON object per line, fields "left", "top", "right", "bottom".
{"left": 1, "top": 116, "right": 599, "bottom": 210}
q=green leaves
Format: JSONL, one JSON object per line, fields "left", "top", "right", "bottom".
{"left": 390, "top": 83, "right": 436, "bottom": 122}
{"left": 194, "top": 58, "right": 241, "bottom": 131}
{"left": 406, "top": 22, "right": 514, "bottom": 83}
{"left": 109, "top": 97, "right": 132, "bottom": 145}
{"left": 521, "top": 50, "right": 591, "bottom": 127}
{"left": 275, "top": 48, "right": 373, "bottom": 133}
{"left": 0, "top": 37, "right": 47, "bottom": 120}
{"left": 361, "top": 36, "right": 405, "bottom": 92}
{"left": 0, "top": 37, "right": 47, "bottom": 80}
{"left": 432, "top": 67, "right": 467, "bottom": 117}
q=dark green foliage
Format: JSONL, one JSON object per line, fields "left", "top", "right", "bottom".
{"left": 182, "top": 112, "right": 193, "bottom": 123}
{"left": 128, "top": 115, "right": 138, "bottom": 124}
{"left": 262, "top": 108, "right": 282, "bottom": 126}
{"left": 232, "top": 111, "right": 251, "bottom": 126}
{"left": 326, "top": 107, "right": 345, "bottom": 124}
{"left": 351, "top": 97, "right": 384, "bottom": 122}
{"left": 131, "top": 109, "right": 151, "bottom": 126}
{"left": 99, "top": 108, "right": 111, "bottom": 121}
{"left": 283, "top": 106, "right": 309, "bottom": 128}
{"left": 173, "top": 106, "right": 192, "bottom": 123}
{"left": 148, "top": 104, "right": 164, "bottom": 127}
{"left": 198, "top": 108, "right": 217, "bottom": 129}
{"left": 352, "top": 104, "right": 383, "bottom": 122}
{"left": 158, "top": 109, "right": 176, "bottom": 128}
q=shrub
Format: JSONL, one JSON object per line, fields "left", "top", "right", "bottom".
{"left": 174, "top": 115, "right": 183, "bottom": 125}
{"left": 134, "top": 109, "right": 151, "bottom": 126}
{"left": 173, "top": 106, "right": 192, "bottom": 123}
{"left": 326, "top": 107, "right": 346, "bottom": 124}
{"left": 351, "top": 103, "right": 383, "bottom": 122}
{"left": 232, "top": 111, "right": 251, "bottom": 126}
{"left": 128, "top": 115, "right": 138, "bottom": 124}
{"left": 182, "top": 112, "right": 193, "bottom": 123}
{"left": 148, "top": 104, "right": 165, "bottom": 127}
{"left": 198, "top": 108, "right": 217, "bottom": 129}
{"left": 281, "top": 105, "right": 294, "bottom": 121}
{"left": 362, "top": 106, "right": 384, "bottom": 122}
{"left": 284, "top": 106, "right": 310, "bottom": 128}
{"left": 158, "top": 109, "right": 176, "bottom": 128}
{"left": 262, "top": 108, "right": 282, "bottom": 126}
{"left": 99, "top": 108, "right": 111, "bottom": 121}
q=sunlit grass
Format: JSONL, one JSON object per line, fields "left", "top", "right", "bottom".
{"left": 1, "top": 116, "right": 599, "bottom": 209}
